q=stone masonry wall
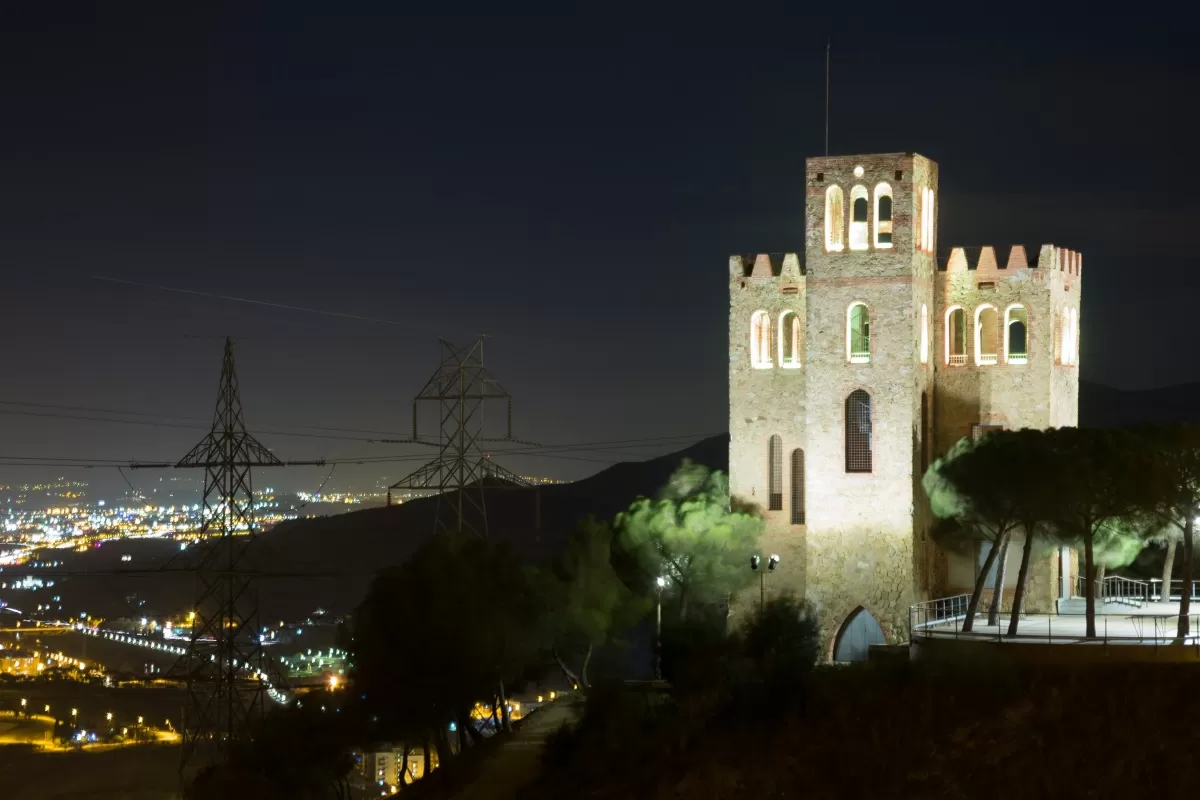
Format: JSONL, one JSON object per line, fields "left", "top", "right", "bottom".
{"left": 728, "top": 254, "right": 808, "bottom": 606}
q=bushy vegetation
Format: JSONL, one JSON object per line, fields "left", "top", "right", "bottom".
{"left": 534, "top": 655, "right": 1200, "bottom": 799}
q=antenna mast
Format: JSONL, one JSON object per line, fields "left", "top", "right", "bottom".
{"left": 825, "top": 38, "right": 831, "bottom": 156}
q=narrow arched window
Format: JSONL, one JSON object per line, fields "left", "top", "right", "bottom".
{"left": 975, "top": 305, "right": 998, "bottom": 366}
{"left": 874, "top": 183, "right": 893, "bottom": 248}
{"left": 1005, "top": 305, "right": 1028, "bottom": 364}
{"left": 790, "top": 448, "right": 805, "bottom": 524}
{"left": 825, "top": 185, "right": 845, "bottom": 252}
{"left": 847, "top": 302, "right": 870, "bottom": 363}
{"left": 779, "top": 310, "right": 801, "bottom": 369}
{"left": 924, "top": 188, "right": 936, "bottom": 252}
{"left": 750, "top": 310, "right": 771, "bottom": 368}
{"left": 1070, "top": 308, "right": 1079, "bottom": 365}
{"left": 920, "top": 304, "right": 929, "bottom": 364}
{"left": 849, "top": 185, "right": 869, "bottom": 251}
{"left": 768, "top": 434, "right": 783, "bottom": 511}
{"left": 845, "top": 390, "right": 873, "bottom": 473}
{"left": 1063, "top": 307, "right": 1078, "bottom": 366}
{"left": 946, "top": 306, "right": 966, "bottom": 366}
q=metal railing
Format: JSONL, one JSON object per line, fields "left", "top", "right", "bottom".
{"left": 909, "top": 594, "right": 971, "bottom": 633}
{"left": 1071, "top": 574, "right": 1150, "bottom": 607}
{"left": 1149, "top": 579, "right": 1200, "bottom": 601}
{"left": 911, "top": 605, "right": 1200, "bottom": 649}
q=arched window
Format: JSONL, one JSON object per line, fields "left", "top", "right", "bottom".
{"left": 849, "top": 185, "right": 869, "bottom": 250}
{"left": 750, "top": 310, "right": 771, "bottom": 368}
{"left": 825, "top": 185, "right": 845, "bottom": 252}
{"left": 778, "top": 310, "right": 801, "bottom": 369}
{"left": 1005, "top": 305, "right": 1028, "bottom": 364}
{"left": 847, "top": 302, "right": 870, "bottom": 363}
{"left": 1063, "top": 307, "right": 1078, "bottom": 366}
{"left": 845, "top": 390, "right": 873, "bottom": 473}
{"left": 874, "top": 183, "right": 893, "bottom": 248}
{"left": 946, "top": 306, "right": 966, "bottom": 366}
{"left": 974, "top": 305, "right": 998, "bottom": 366}
{"left": 768, "top": 434, "right": 783, "bottom": 511}
{"left": 790, "top": 449, "right": 805, "bottom": 525}
{"left": 923, "top": 187, "right": 935, "bottom": 253}
{"left": 920, "top": 304, "right": 929, "bottom": 364}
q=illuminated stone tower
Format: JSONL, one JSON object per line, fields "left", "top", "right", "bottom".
{"left": 728, "top": 152, "right": 1081, "bottom": 659}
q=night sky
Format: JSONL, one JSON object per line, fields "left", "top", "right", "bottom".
{"left": 0, "top": 7, "right": 1192, "bottom": 496}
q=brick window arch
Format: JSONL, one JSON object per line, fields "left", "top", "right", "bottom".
{"left": 750, "top": 310, "right": 771, "bottom": 368}
{"left": 974, "top": 304, "right": 999, "bottom": 366}
{"left": 845, "top": 390, "right": 873, "bottom": 473}
{"left": 790, "top": 448, "right": 805, "bottom": 524}
{"left": 768, "top": 434, "right": 783, "bottom": 511}
{"left": 847, "top": 302, "right": 871, "bottom": 364}
{"left": 825, "top": 185, "right": 845, "bottom": 252}
{"left": 1005, "top": 304, "right": 1028, "bottom": 364}
{"left": 874, "top": 183, "right": 893, "bottom": 248}
{"left": 778, "top": 310, "right": 802, "bottom": 369}
{"left": 849, "top": 185, "right": 869, "bottom": 251}
{"left": 945, "top": 306, "right": 966, "bottom": 366}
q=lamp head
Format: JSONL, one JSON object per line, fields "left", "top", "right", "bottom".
{"left": 768, "top": 554, "right": 780, "bottom": 572}
{"left": 750, "top": 555, "right": 761, "bottom": 571}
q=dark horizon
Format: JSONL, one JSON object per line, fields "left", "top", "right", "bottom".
{"left": 0, "top": 7, "right": 1193, "bottom": 495}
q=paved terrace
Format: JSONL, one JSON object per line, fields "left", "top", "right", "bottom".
{"left": 913, "top": 601, "right": 1200, "bottom": 646}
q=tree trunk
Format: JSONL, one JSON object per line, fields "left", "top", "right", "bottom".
{"left": 460, "top": 708, "right": 482, "bottom": 746}
{"left": 434, "top": 725, "right": 452, "bottom": 765}
{"left": 553, "top": 649, "right": 581, "bottom": 689}
{"left": 1179, "top": 516, "right": 1194, "bottom": 639}
{"left": 1084, "top": 531, "right": 1097, "bottom": 639}
{"left": 423, "top": 732, "right": 433, "bottom": 778}
{"left": 679, "top": 586, "right": 689, "bottom": 622}
{"left": 987, "top": 534, "right": 1011, "bottom": 627}
{"left": 1007, "top": 530, "right": 1036, "bottom": 637}
{"left": 499, "top": 680, "right": 512, "bottom": 733}
{"left": 1094, "top": 564, "right": 1106, "bottom": 601}
{"left": 399, "top": 743, "right": 410, "bottom": 786}
{"left": 580, "top": 643, "right": 593, "bottom": 689}
{"left": 962, "top": 539, "right": 1003, "bottom": 633}
{"left": 1161, "top": 539, "right": 1178, "bottom": 601}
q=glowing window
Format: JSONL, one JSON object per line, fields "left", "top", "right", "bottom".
{"left": 750, "top": 311, "right": 771, "bottom": 368}
{"left": 849, "top": 185, "right": 869, "bottom": 251}
{"left": 1005, "top": 305, "right": 1028, "bottom": 364}
{"left": 790, "top": 449, "right": 805, "bottom": 525}
{"left": 920, "top": 391, "right": 929, "bottom": 474}
{"left": 847, "top": 303, "right": 870, "bottom": 363}
{"left": 925, "top": 188, "right": 935, "bottom": 252}
{"left": 874, "top": 183, "right": 893, "bottom": 248}
{"left": 974, "top": 305, "right": 998, "bottom": 366}
{"left": 825, "top": 186, "right": 845, "bottom": 252}
{"left": 946, "top": 306, "right": 966, "bottom": 366}
{"left": 920, "top": 304, "right": 929, "bottom": 364}
{"left": 1064, "top": 307, "right": 1078, "bottom": 366}
{"left": 845, "top": 390, "right": 873, "bottom": 473}
{"left": 768, "top": 435, "right": 783, "bottom": 511}
{"left": 778, "top": 310, "right": 802, "bottom": 369}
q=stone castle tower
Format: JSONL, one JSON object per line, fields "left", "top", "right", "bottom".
{"left": 728, "top": 153, "right": 1081, "bottom": 659}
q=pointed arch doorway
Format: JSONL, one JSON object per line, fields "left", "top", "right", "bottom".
{"left": 833, "top": 607, "right": 886, "bottom": 662}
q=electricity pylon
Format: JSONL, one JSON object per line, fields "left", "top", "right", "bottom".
{"left": 174, "top": 337, "right": 288, "bottom": 773}
{"left": 388, "top": 338, "right": 534, "bottom": 536}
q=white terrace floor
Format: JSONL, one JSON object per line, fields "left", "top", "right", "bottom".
{"left": 915, "top": 601, "right": 1200, "bottom": 645}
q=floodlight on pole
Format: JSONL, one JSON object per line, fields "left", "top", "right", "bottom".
{"left": 750, "top": 553, "right": 781, "bottom": 621}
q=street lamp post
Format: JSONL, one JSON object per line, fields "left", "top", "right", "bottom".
{"left": 750, "top": 554, "right": 781, "bottom": 621}
{"left": 654, "top": 576, "right": 667, "bottom": 680}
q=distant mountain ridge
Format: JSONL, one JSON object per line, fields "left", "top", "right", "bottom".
{"left": 1079, "top": 379, "right": 1200, "bottom": 428}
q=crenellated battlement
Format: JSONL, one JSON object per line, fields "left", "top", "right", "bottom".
{"left": 729, "top": 253, "right": 805, "bottom": 283}
{"left": 940, "top": 245, "right": 1082, "bottom": 278}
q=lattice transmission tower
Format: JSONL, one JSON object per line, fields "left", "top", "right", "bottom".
{"left": 388, "top": 337, "right": 534, "bottom": 537}
{"left": 174, "top": 337, "right": 290, "bottom": 772}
